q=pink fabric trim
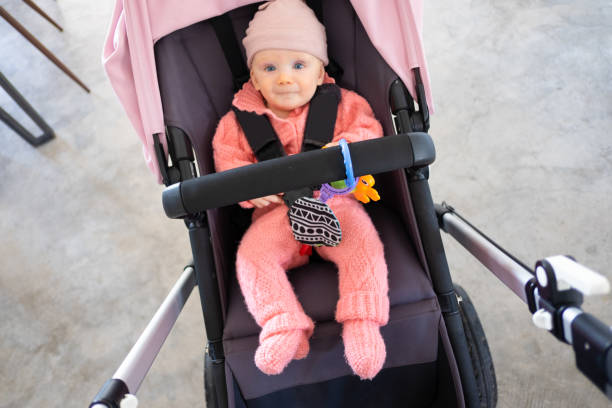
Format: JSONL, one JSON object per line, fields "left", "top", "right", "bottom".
{"left": 102, "top": 0, "right": 432, "bottom": 183}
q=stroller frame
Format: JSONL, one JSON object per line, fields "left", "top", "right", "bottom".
{"left": 166, "top": 73, "right": 487, "bottom": 407}
{"left": 90, "top": 84, "right": 612, "bottom": 405}
{"left": 91, "top": 131, "right": 612, "bottom": 406}
{"left": 92, "top": 1, "right": 612, "bottom": 406}
{"left": 92, "top": 70, "right": 493, "bottom": 407}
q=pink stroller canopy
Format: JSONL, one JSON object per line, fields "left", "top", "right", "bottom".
{"left": 102, "top": 0, "right": 433, "bottom": 183}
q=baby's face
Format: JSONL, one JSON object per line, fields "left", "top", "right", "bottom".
{"left": 250, "top": 49, "right": 325, "bottom": 118}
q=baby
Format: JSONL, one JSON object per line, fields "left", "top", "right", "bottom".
{"left": 212, "top": 0, "right": 389, "bottom": 380}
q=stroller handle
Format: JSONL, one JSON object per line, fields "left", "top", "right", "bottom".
{"left": 437, "top": 203, "right": 612, "bottom": 399}
{"left": 162, "top": 132, "right": 435, "bottom": 218}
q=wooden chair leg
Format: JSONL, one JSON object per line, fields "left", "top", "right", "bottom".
{"left": 0, "top": 6, "right": 90, "bottom": 93}
{"left": 22, "top": 0, "right": 63, "bottom": 31}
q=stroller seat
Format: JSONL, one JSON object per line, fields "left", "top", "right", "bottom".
{"left": 224, "top": 203, "right": 437, "bottom": 339}
{"left": 223, "top": 204, "right": 443, "bottom": 402}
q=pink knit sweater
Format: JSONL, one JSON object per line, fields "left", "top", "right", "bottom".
{"left": 212, "top": 75, "right": 383, "bottom": 201}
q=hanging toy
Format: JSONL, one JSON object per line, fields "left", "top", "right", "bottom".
{"left": 289, "top": 196, "right": 342, "bottom": 247}
{"left": 291, "top": 139, "right": 381, "bottom": 256}
{"left": 353, "top": 174, "right": 380, "bottom": 204}
{"left": 319, "top": 139, "right": 381, "bottom": 205}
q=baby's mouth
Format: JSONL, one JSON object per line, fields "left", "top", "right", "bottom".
{"left": 275, "top": 89, "right": 297, "bottom": 95}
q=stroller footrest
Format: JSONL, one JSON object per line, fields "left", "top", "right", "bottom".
{"left": 224, "top": 298, "right": 440, "bottom": 401}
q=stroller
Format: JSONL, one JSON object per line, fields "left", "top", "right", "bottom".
{"left": 92, "top": 1, "right": 612, "bottom": 407}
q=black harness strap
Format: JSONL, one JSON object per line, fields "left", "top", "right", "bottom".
{"left": 233, "top": 84, "right": 341, "bottom": 160}
{"left": 302, "top": 84, "right": 341, "bottom": 152}
{"left": 232, "top": 84, "right": 341, "bottom": 207}
{"left": 232, "top": 107, "right": 286, "bottom": 162}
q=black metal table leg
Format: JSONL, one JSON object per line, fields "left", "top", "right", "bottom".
{"left": 0, "top": 71, "right": 54, "bottom": 146}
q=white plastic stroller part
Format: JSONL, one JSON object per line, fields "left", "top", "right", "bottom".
{"left": 536, "top": 255, "right": 610, "bottom": 296}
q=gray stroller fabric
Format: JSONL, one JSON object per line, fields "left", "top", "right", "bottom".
{"left": 153, "top": 0, "right": 464, "bottom": 406}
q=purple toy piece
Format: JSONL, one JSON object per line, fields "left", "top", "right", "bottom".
{"left": 319, "top": 181, "right": 357, "bottom": 203}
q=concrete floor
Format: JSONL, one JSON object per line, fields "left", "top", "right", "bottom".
{"left": 0, "top": 0, "right": 610, "bottom": 407}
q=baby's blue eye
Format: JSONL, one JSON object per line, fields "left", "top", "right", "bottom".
{"left": 264, "top": 65, "right": 276, "bottom": 72}
{"left": 294, "top": 62, "right": 305, "bottom": 70}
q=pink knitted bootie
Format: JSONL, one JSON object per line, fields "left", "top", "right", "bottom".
{"left": 294, "top": 332, "right": 310, "bottom": 360}
{"left": 342, "top": 319, "right": 386, "bottom": 380}
{"left": 255, "top": 329, "right": 306, "bottom": 374}
{"left": 255, "top": 312, "right": 314, "bottom": 375}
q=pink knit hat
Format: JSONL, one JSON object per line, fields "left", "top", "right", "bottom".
{"left": 243, "top": 0, "right": 328, "bottom": 68}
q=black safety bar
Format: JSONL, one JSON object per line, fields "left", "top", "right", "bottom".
{"left": 162, "top": 132, "right": 435, "bottom": 218}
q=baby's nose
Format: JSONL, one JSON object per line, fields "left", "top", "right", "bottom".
{"left": 277, "top": 71, "right": 293, "bottom": 85}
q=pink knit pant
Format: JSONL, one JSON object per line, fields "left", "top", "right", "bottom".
{"left": 236, "top": 195, "right": 390, "bottom": 377}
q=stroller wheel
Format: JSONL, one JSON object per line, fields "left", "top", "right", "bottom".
{"left": 455, "top": 284, "right": 498, "bottom": 408}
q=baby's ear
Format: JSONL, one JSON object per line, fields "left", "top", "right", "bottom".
{"left": 317, "top": 63, "right": 325, "bottom": 85}
{"left": 251, "top": 70, "right": 261, "bottom": 91}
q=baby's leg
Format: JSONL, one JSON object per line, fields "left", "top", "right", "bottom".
{"left": 236, "top": 204, "right": 313, "bottom": 375}
{"left": 316, "top": 196, "right": 389, "bottom": 379}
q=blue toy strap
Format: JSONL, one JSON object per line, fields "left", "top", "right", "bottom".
{"left": 339, "top": 139, "right": 357, "bottom": 189}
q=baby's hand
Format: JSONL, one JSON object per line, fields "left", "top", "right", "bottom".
{"left": 249, "top": 194, "right": 283, "bottom": 208}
